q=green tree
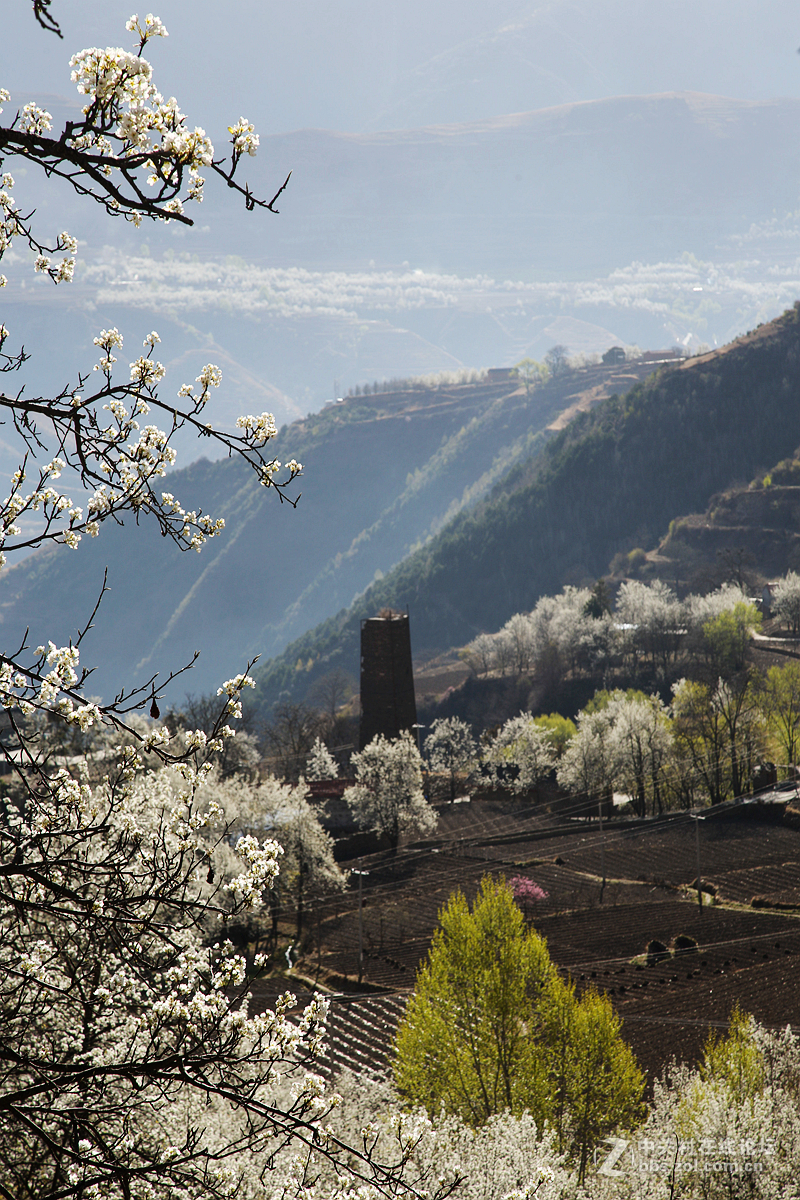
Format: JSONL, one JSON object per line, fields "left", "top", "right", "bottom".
{"left": 760, "top": 661, "right": 800, "bottom": 773}
{"left": 671, "top": 677, "right": 730, "bottom": 805}
{"left": 394, "top": 877, "right": 644, "bottom": 1179}
{"left": 394, "top": 877, "right": 555, "bottom": 1127}
{"left": 564, "top": 989, "right": 645, "bottom": 1182}
{"left": 701, "top": 1004, "right": 765, "bottom": 1103}
{"left": 532, "top": 713, "right": 576, "bottom": 757}
{"left": 700, "top": 601, "right": 761, "bottom": 679}
{"left": 673, "top": 673, "right": 764, "bottom": 802}
{"left": 513, "top": 356, "right": 549, "bottom": 395}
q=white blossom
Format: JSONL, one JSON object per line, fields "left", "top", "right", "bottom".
{"left": 346, "top": 731, "right": 437, "bottom": 849}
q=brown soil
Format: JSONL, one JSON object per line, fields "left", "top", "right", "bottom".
{"left": 283, "top": 802, "right": 800, "bottom": 1085}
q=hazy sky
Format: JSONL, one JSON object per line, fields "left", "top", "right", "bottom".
{"left": 6, "top": 1, "right": 800, "bottom": 136}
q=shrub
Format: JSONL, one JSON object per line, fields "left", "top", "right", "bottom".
{"left": 672, "top": 933, "right": 698, "bottom": 955}
{"left": 645, "top": 939, "right": 670, "bottom": 966}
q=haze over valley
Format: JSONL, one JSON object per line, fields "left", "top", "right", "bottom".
{"left": 5, "top": 1, "right": 800, "bottom": 439}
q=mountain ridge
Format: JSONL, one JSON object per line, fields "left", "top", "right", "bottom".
{"left": 0, "top": 365, "right": 654, "bottom": 700}
{"left": 250, "top": 306, "right": 800, "bottom": 714}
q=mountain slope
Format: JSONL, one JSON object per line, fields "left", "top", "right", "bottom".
{"left": 8, "top": 91, "right": 800, "bottom": 432}
{"left": 0, "top": 365, "right": 649, "bottom": 700}
{"left": 252, "top": 306, "right": 800, "bottom": 711}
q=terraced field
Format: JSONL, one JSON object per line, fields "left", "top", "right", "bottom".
{"left": 261, "top": 798, "right": 800, "bottom": 1086}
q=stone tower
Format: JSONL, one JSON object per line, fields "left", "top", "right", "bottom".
{"left": 359, "top": 610, "right": 417, "bottom": 749}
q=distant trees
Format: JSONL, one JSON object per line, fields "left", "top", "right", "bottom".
{"left": 394, "top": 878, "right": 644, "bottom": 1182}
{"left": 262, "top": 701, "right": 324, "bottom": 780}
{"left": 557, "top": 688, "right": 679, "bottom": 813}
{"left": 697, "top": 601, "right": 761, "bottom": 679}
{"left": 760, "top": 661, "right": 800, "bottom": 770}
{"left": 503, "top": 611, "right": 539, "bottom": 674}
{"left": 557, "top": 704, "right": 617, "bottom": 810}
{"left": 615, "top": 579, "right": 683, "bottom": 679}
{"left": 345, "top": 731, "right": 437, "bottom": 850}
{"left": 461, "top": 576, "right": 800, "bottom": 807}
{"left": 307, "top": 668, "right": 356, "bottom": 723}
{"left": 583, "top": 578, "right": 612, "bottom": 619}
{"left": 606, "top": 691, "right": 672, "bottom": 816}
{"left": 513, "top": 356, "right": 549, "bottom": 395}
{"left": 208, "top": 773, "right": 347, "bottom": 940}
{"left": 671, "top": 676, "right": 764, "bottom": 805}
{"left": 545, "top": 344, "right": 570, "bottom": 376}
{"left": 463, "top": 585, "right": 612, "bottom": 681}
{"left": 257, "top": 777, "right": 347, "bottom": 939}
{"left": 509, "top": 874, "right": 549, "bottom": 919}
{"left": 463, "top": 581, "right": 764, "bottom": 697}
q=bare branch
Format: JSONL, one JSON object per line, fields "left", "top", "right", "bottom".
{"left": 32, "top": 0, "right": 62, "bottom": 37}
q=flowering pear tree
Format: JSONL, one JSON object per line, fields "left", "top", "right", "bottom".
{"left": 557, "top": 699, "right": 622, "bottom": 805}
{"left": 0, "top": 11, "right": 456, "bottom": 1200}
{"left": 772, "top": 570, "right": 800, "bottom": 635}
{"left": 424, "top": 716, "right": 476, "bottom": 802}
{"left": 0, "top": 15, "right": 301, "bottom": 572}
{"left": 306, "top": 736, "right": 339, "bottom": 781}
{"left": 605, "top": 690, "right": 672, "bottom": 817}
{"left": 345, "top": 731, "right": 437, "bottom": 851}
{"left": 227, "top": 772, "right": 348, "bottom": 941}
{"left": 483, "top": 713, "right": 556, "bottom": 797}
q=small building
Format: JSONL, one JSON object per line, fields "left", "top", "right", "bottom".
{"left": 637, "top": 349, "right": 684, "bottom": 363}
{"left": 487, "top": 367, "right": 515, "bottom": 383}
{"left": 762, "top": 582, "right": 780, "bottom": 615}
{"left": 602, "top": 346, "right": 626, "bottom": 365}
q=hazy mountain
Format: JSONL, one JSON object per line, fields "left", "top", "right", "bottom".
{"left": 7, "top": 91, "right": 800, "bottom": 444}
{"left": 6, "top": 1, "right": 799, "bottom": 136}
{"left": 15, "top": 92, "right": 800, "bottom": 277}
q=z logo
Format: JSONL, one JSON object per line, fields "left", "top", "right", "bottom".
{"left": 597, "top": 1136, "right": 629, "bottom": 1177}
